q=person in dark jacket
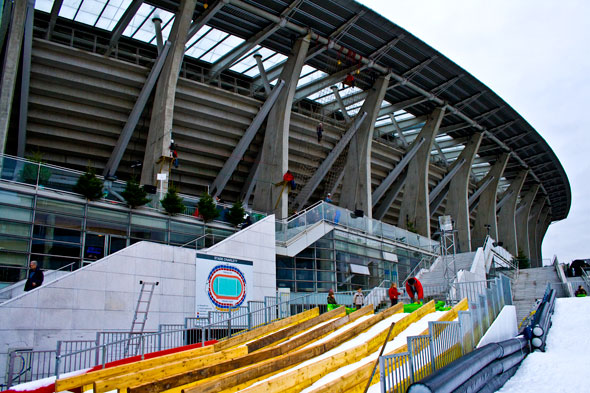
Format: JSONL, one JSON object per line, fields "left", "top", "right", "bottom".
{"left": 24, "top": 260, "right": 44, "bottom": 292}
{"left": 575, "top": 285, "right": 588, "bottom": 297}
{"left": 316, "top": 122, "right": 324, "bottom": 143}
{"left": 388, "top": 283, "right": 400, "bottom": 306}
{"left": 405, "top": 277, "right": 423, "bottom": 302}
{"left": 327, "top": 289, "right": 337, "bottom": 305}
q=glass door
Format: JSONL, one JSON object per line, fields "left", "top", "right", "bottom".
{"left": 108, "top": 236, "right": 128, "bottom": 254}
{"left": 83, "top": 233, "right": 106, "bottom": 262}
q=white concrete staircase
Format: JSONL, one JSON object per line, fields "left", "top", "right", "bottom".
{"left": 512, "top": 266, "right": 564, "bottom": 327}
{"left": 418, "top": 252, "right": 478, "bottom": 286}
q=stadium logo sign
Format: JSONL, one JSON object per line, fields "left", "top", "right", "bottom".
{"left": 206, "top": 264, "right": 247, "bottom": 310}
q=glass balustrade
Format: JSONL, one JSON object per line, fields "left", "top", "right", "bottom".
{"left": 275, "top": 201, "right": 439, "bottom": 255}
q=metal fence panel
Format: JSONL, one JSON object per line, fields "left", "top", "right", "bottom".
{"left": 7, "top": 350, "right": 56, "bottom": 388}
{"left": 429, "top": 321, "right": 462, "bottom": 370}
{"left": 57, "top": 340, "right": 98, "bottom": 374}
{"left": 458, "top": 311, "right": 475, "bottom": 354}
{"left": 379, "top": 352, "right": 412, "bottom": 393}
{"left": 408, "top": 335, "right": 433, "bottom": 382}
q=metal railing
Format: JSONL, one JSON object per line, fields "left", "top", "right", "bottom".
{"left": 275, "top": 201, "right": 440, "bottom": 255}
{"left": 378, "top": 275, "right": 511, "bottom": 392}
{"left": 179, "top": 233, "right": 230, "bottom": 249}
{"left": 0, "top": 153, "right": 266, "bottom": 226}
{"left": 4, "top": 290, "right": 331, "bottom": 387}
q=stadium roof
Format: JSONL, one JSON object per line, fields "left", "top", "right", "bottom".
{"left": 34, "top": 0, "right": 571, "bottom": 220}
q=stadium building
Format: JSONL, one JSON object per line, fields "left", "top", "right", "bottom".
{"left": 0, "top": 0, "right": 571, "bottom": 388}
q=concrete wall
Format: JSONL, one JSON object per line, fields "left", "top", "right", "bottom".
{"left": 0, "top": 215, "right": 276, "bottom": 385}
{"left": 198, "top": 215, "right": 276, "bottom": 302}
{"left": 477, "top": 305, "right": 518, "bottom": 347}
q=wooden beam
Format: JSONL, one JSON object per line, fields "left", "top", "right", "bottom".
{"left": 93, "top": 347, "right": 247, "bottom": 393}
{"left": 56, "top": 307, "right": 319, "bottom": 392}
{"left": 200, "top": 303, "right": 408, "bottom": 393}
{"left": 55, "top": 345, "right": 215, "bottom": 392}
{"left": 213, "top": 307, "right": 320, "bottom": 351}
{"left": 247, "top": 306, "right": 346, "bottom": 353}
{"left": 310, "top": 298, "right": 469, "bottom": 393}
{"left": 128, "top": 307, "right": 371, "bottom": 393}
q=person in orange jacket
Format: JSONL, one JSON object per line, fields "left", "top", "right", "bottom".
{"left": 388, "top": 283, "right": 400, "bottom": 306}
{"left": 405, "top": 277, "right": 424, "bottom": 302}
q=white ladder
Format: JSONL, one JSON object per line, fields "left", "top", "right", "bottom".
{"left": 124, "top": 280, "right": 159, "bottom": 356}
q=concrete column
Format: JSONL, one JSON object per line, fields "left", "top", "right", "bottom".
{"left": 515, "top": 184, "right": 539, "bottom": 260}
{"left": 528, "top": 199, "right": 546, "bottom": 268}
{"left": 471, "top": 153, "right": 509, "bottom": 249}
{"left": 538, "top": 216, "right": 551, "bottom": 265}
{"left": 251, "top": 34, "right": 310, "bottom": 219}
{"left": 140, "top": 0, "right": 197, "bottom": 189}
{"left": 535, "top": 207, "right": 550, "bottom": 266}
{"left": 339, "top": 74, "right": 391, "bottom": 218}
{"left": 397, "top": 107, "right": 446, "bottom": 238}
{"left": 444, "top": 132, "right": 483, "bottom": 253}
{"left": 496, "top": 170, "right": 528, "bottom": 256}
{"left": 0, "top": 0, "right": 27, "bottom": 154}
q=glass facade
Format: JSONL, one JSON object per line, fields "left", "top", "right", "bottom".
{"left": 0, "top": 187, "right": 236, "bottom": 288}
{"left": 276, "top": 229, "right": 432, "bottom": 293}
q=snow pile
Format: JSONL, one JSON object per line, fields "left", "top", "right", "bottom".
{"left": 498, "top": 297, "right": 590, "bottom": 392}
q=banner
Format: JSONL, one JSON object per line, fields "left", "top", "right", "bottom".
{"left": 195, "top": 253, "right": 253, "bottom": 314}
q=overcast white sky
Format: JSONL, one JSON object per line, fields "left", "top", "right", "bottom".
{"left": 358, "top": 0, "right": 590, "bottom": 264}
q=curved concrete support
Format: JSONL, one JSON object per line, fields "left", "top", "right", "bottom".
{"left": 140, "top": 0, "right": 198, "bottom": 189}
{"left": 528, "top": 198, "right": 546, "bottom": 267}
{"left": 339, "top": 74, "right": 391, "bottom": 218}
{"left": 397, "top": 107, "right": 446, "bottom": 238}
{"left": 471, "top": 153, "right": 509, "bottom": 249}
{"left": 515, "top": 184, "right": 539, "bottom": 259}
{"left": 497, "top": 170, "right": 528, "bottom": 256}
{"left": 444, "top": 132, "right": 483, "bottom": 252}
{"left": 0, "top": 0, "right": 27, "bottom": 155}
{"left": 252, "top": 34, "right": 310, "bottom": 218}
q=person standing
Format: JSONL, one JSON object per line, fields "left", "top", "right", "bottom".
{"left": 353, "top": 287, "right": 364, "bottom": 310}
{"left": 327, "top": 289, "right": 337, "bottom": 305}
{"left": 388, "top": 283, "right": 400, "bottom": 306}
{"left": 24, "top": 260, "right": 44, "bottom": 292}
{"left": 325, "top": 193, "right": 332, "bottom": 203}
{"left": 316, "top": 122, "right": 324, "bottom": 143}
{"left": 405, "top": 277, "right": 424, "bottom": 302}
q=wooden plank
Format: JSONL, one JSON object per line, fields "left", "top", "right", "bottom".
{"left": 311, "top": 298, "right": 470, "bottom": 393}
{"left": 244, "top": 302, "right": 431, "bottom": 393}
{"left": 55, "top": 345, "right": 215, "bottom": 392}
{"left": 94, "top": 346, "right": 247, "bottom": 393}
{"left": 127, "top": 307, "right": 368, "bottom": 393}
{"left": 247, "top": 306, "right": 346, "bottom": 352}
{"left": 213, "top": 307, "right": 320, "bottom": 351}
{"left": 57, "top": 308, "right": 318, "bottom": 392}
{"left": 188, "top": 303, "right": 406, "bottom": 393}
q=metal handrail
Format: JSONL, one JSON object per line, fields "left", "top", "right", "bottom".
{"left": 50, "top": 291, "right": 321, "bottom": 379}
{"left": 179, "top": 233, "right": 228, "bottom": 249}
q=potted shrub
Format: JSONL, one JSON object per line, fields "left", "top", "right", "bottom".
{"left": 74, "top": 167, "right": 104, "bottom": 200}
{"left": 197, "top": 193, "right": 219, "bottom": 223}
{"left": 121, "top": 177, "right": 150, "bottom": 209}
{"left": 160, "top": 186, "right": 185, "bottom": 215}
{"left": 226, "top": 200, "right": 246, "bottom": 228}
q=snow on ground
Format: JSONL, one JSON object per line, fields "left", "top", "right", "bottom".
{"left": 7, "top": 368, "right": 89, "bottom": 391}
{"left": 498, "top": 297, "right": 590, "bottom": 393}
